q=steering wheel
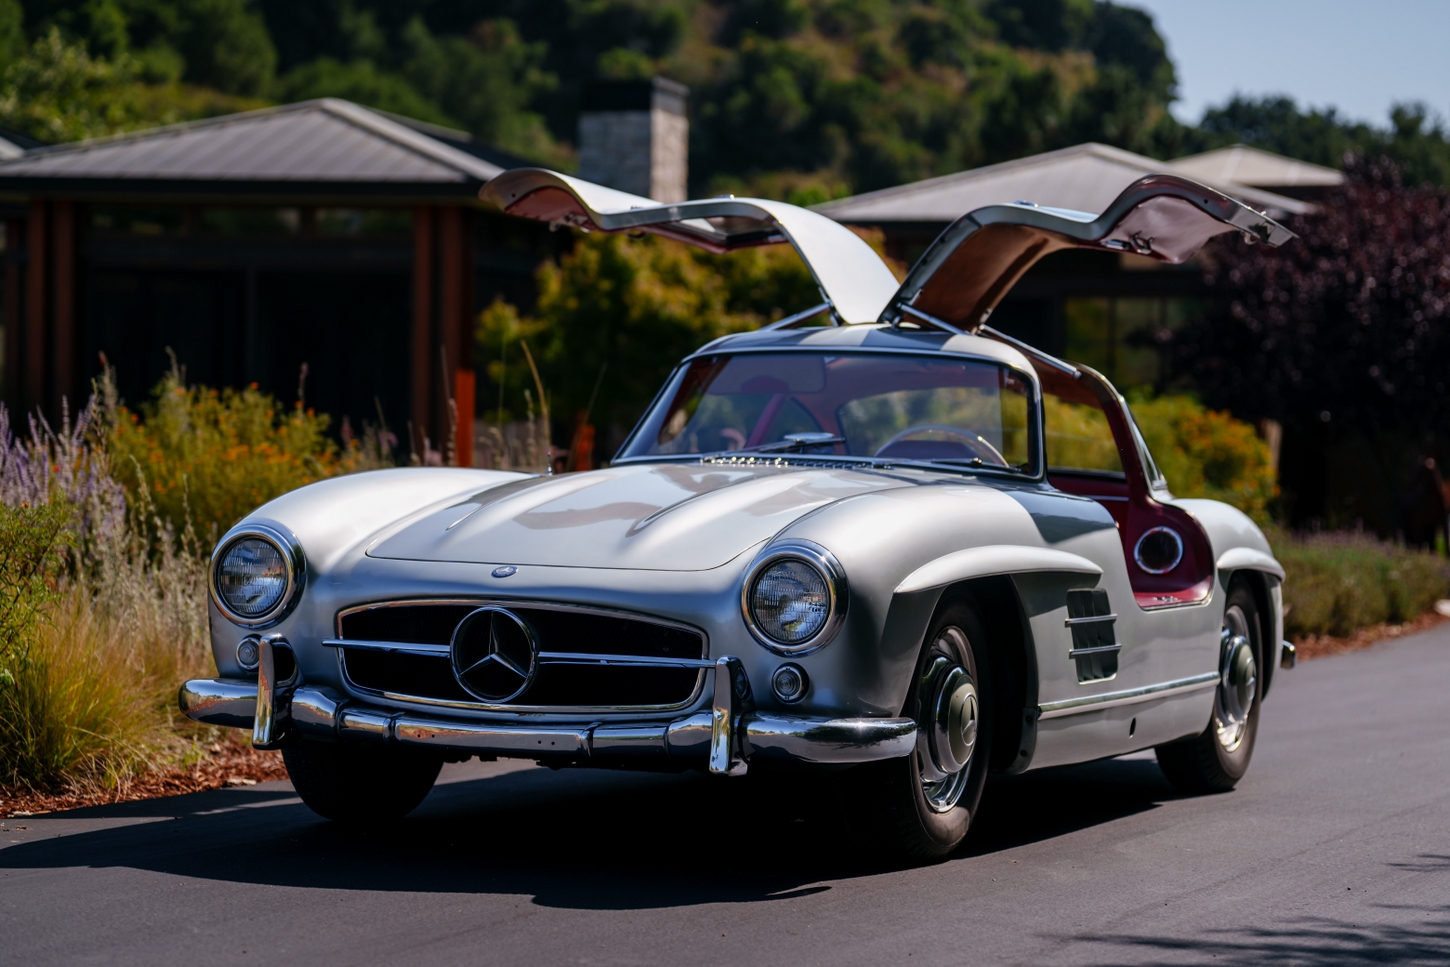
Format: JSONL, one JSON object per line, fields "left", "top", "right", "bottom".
{"left": 874, "top": 424, "right": 1010, "bottom": 467}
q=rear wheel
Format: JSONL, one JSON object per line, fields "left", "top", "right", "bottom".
{"left": 839, "top": 601, "right": 994, "bottom": 864}
{"left": 1156, "top": 579, "right": 1262, "bottom": 793}
{"left": 282, "top": 741, "right": 443, "bottom": 822}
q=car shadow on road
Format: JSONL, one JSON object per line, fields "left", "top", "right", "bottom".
{"left": 967, "top": 755, "right": 1181, "bottom": 856}
{"left": 1057, "top": 904, "right": 1450, "bottom": 966}
{"left": 0, "top": 753, "right": 1181, "bottom": 910}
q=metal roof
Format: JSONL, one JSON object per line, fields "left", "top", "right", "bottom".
{"left": 0, "top": 99, "right": 506, "bottom": 200}
{"left": 814, "top": 142, "right": 1315, "bottom": 224}
{"left": 1169, "top": 144, "right": 1344, "bottom": 189}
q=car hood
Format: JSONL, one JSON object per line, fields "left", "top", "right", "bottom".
{"left": 366, "top": 462, "right": 911, "bottom": 571}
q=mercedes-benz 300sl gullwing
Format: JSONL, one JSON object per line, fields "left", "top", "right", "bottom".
{"left": 182, "top": 167, "right": 1296, "bottom": 862}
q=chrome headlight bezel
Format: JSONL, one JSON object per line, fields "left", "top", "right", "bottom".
{"left": 209, "top": 521, "right": 306, "bottom": 628}
{"left": 741, "top": 539, "right": 847, "bottom": 656}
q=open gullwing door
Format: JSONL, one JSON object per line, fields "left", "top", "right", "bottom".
{"left": 883, "top": 174, "right": 1297, "bottom": 331}
{"left": 481, "top": 168, "right": 901, "bottom": 324}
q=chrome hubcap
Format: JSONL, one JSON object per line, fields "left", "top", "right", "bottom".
{"left": 916, "top": 626, "right": 978, "bottom": 813}
{"left": 1214, "top": 607, "right": 1257, "bottom": 753}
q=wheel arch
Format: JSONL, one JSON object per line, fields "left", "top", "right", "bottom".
{"left": 1220, "top": 566, "right": 1283, "bottom": 700}
{"left": 925, "top": 576, "right": 1039, "bottom": 776}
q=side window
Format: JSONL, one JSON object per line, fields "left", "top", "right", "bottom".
{"left": 1042, "top": 386, "right": 1123, "bottom": 475}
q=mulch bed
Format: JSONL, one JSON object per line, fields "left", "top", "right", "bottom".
{"left": 1292, "top": 608, "right": 1450, "bottom": 661}
{"left": 3, "top": 607, "right": 1447, "bottom": 819}
{"left": 1, "top": 738, "right": 289, "bottom": 819}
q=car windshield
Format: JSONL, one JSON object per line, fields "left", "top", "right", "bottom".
{"left": 620, "top": 352, "right": 1037, "bottom": 475}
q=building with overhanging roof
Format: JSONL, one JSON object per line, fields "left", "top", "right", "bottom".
{"left": 815, "top": 143, "right": 1324, "bottom": 390}
{"left": 815, "top": 142, "right": 1314, "bottom": 227}
{"left": 0, "top": 98, "right": 564, "bottom": 464}
{"left": 1170, "top": 144, "right": 1345, "bottom": 198}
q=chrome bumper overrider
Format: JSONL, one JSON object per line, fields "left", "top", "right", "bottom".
{"left": 178, "top": 649, "right": 915, "bottom": 775}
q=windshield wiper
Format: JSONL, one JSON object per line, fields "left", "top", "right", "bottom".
{"left": 888, "top": 457, "right": 1034, "bottom": 478}
{"left": 724, "top": 432, "right": 846, "bottom": 456}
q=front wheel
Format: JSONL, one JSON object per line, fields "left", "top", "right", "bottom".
{"left": 282, "top": 741, "right": 443, "bottom": 822}
{"left": 839, "top": 601, "right": 994, "bottom": 864}
{"left": 1155, "top": 579, "right": 1263, "bottom": 793}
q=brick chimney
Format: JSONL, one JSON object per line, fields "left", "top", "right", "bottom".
{"left": 578, "top": 77, "right": 688, "bottom": 202}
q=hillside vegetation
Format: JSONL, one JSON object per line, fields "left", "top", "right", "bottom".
{"left": 5, "top": 1, "right": 1450, "bottom": 195}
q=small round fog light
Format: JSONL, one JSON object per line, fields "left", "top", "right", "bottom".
{"left": 236, "top": 635, "right": 261, "bottom": 671}
{"left": 771, "top": 663, "right": 809, "bottom": 704}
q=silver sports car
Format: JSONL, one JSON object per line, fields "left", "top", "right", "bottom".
{"left": 182, "top": 167, "right": 1295, "bottom": 861}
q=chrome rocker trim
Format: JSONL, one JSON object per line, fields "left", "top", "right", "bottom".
{"left": 1036, "top": 671, "right": 1220, "bottom": 720}
{"left": 179, "top": 657, "right": 916, "bottom": 772}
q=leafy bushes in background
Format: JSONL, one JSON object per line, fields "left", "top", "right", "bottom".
{"left": 1274, "top": 530, "right": 1450, "bottom": 639}
{"left": 1131, "top": 394, "right": 1278, "bottom": 523}
{"left": 0, "top": 369, "right": 389, "bottom": 792}
{"left": 104, "top": 366, "right": 390, "bottom": 541}
{"left": 478, "top": 231, "right": 825, "bottom": 435}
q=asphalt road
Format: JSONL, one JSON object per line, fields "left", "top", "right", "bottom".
{"left": 4, "top": 625, "right": 1449, "bottom": 967}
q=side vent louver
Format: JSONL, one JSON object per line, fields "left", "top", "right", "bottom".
{"left": 1065, "top": 589, "right": 1122, "bottom": 683}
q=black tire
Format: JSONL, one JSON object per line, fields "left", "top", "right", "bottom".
{"left": 282, "top": 741, "right": 443, "bottom": 822}
{"left": 839, "top": 600, "right": 994, "bottom": 864}
{"left": 1155, "top": 578, "right": 1263, "bottom": 794}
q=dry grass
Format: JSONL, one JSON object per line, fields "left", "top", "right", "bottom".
{"left": 0, "top": 565, "right": 214, "bottom": 795}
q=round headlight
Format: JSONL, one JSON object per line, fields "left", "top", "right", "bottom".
{"left": 210, "top": 524, "right": 302, "bottom": 626}
{"left": 751, "top": 560, "right": 829, "bottom": 643}
{"left": 216, "top": 538, "right": 288, "bottom": 617}
{"left": 742, "top": 541, "right": 846, "bottom": 655}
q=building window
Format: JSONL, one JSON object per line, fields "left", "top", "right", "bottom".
{"left": 200, "top": 208, "right": 302, "bottom": 236}
{"left": 1061, "top": 297, "right": 1205, "bottom": 390}
{"left": 90, "top": 207, "right": 186, "bottom": 236}
{"left": 316, "top": 209, "right": 411, "bottom": 237}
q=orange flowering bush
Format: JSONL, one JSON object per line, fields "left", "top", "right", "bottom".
{"left": 1130, "top": 394, "right": 1278, "bottom": 523}
{"left": 105, "top": 368, "right": 388, "bottom": 541}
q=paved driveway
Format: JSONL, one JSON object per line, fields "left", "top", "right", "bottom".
{"left": 3, "top": 625, "right": 1449, "bottom": 966}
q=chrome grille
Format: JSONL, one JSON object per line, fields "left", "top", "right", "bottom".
{"left": 332, "top": 601, "right": 708, "bottom": 712}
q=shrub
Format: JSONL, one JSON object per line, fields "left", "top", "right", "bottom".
{"left": 1273, "top": 529, "right": 1450, "bottom": 638}
{"left": 1130, "top": 394, "right": 1278, "bottom": 523}
{"left": 0, "top": 501, "right": 73, "bottom": 692}
{"left": 0, "top": 365, "right": 394, "bottom": 793}
{"left": 103, "top": 366, "right": 390, "bottom": 540}
{"left": 479, "top": 230, "right": 859, "bottom": 435}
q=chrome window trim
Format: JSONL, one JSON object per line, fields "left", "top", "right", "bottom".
{"left": 332, "top": 597, "right": 711, "bottom": 715}
{"left": 615, "top": 346, "right": 1045, "bottom": 482}
{"left": 741, "top": 539, "right": 848, "bottom": 656}
{"left": 1134, "top": 526, "right": 1185, "bottom": 575}
{"left": 209, "top": 521, "right": 306, "bottom": 629}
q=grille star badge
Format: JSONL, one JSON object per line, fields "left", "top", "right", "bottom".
{"left": 450, "top": 607, "right": 539, "bottom": 703}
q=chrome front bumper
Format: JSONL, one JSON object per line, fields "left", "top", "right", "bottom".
{"left": 179, "top": 652, "right": 915, "bottom": 775}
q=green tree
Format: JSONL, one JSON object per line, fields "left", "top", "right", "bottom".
{"left": 477, "top": 232, "right": 820, "bottom": 435}
{"left": 400, "top": 16, "right": 560, "bottom": 162}
{"left": 271, "top": 55, "right": 450, "bottom": 124}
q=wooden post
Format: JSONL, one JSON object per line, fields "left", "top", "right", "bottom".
{"left": 3, "top": 217, "right": 21, "bottom": 411}
{"left": 24, "top": 199, "right": 46, "bottom": 414}
{"left": 454, "top": 368, "right": 475, "bottom": 468}
{"left": 51, "top": 200, "right": 76, "bottom": 414}
{"left": 438, "top": 206, "right": 475, "bottom": 468}
{"left": 411, "top": 206, "right": 433, "bottom": 456}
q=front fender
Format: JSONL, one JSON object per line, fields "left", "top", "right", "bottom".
{"left": 895, "top": 545, "right": 1102, "bottom": 594}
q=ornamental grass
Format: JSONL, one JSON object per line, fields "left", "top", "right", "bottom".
{"left": 0, "top": 367, "right": 390, "bottom": 794}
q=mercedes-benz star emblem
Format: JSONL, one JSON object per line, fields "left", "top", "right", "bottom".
{"left": 450, "top": 607, "right": 538, "bottom": 703}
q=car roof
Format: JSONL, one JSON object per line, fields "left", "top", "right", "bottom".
{"left": 687, "top": 323, "right": 1036, "bottom": 374}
